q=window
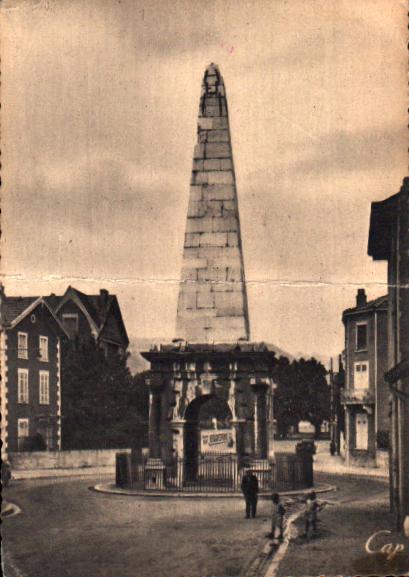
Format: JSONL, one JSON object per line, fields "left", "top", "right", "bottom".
{"left": 17, "top": 418, "right": 29, "bottom": 451}
{"left": 18, "top": 332, "right": 28, "bottom": 359}
{"left": 62, "top": 314, "right": 79, "bottom": 339}
{"left": 39, "top": 371, "right": 50, "bottom": 405}
{"left": 39, "top": 336, "right": 49, "bottom": 361}
{"left": 356, "top": 323, "right": 368, "bottom": 351}
{"left": 354, "top": 361, "right": 369, "bottom": 388}
{"left": 18, "top": 369, "right": 29, "bottom": 403}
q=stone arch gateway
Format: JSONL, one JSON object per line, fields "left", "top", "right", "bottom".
{"left": 142, "top": 343, "right": 276, "bottom": 468}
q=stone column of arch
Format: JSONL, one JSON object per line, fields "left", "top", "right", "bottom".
{"left": 148, "top": 390, "right": 162, "bottom": 459}
{"left": 252, "top": 382, "right": 269, "bottom": 460}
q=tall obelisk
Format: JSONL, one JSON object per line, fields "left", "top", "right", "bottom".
{"left": 176, "top": 63, "right": 250, "bottom": 343}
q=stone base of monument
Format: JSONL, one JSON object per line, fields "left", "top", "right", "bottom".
{"left": 272, "top": 453, "right": 314, "bottom": 491}
{"left": 144, "top": 458, "right": 166, "bottom": 490}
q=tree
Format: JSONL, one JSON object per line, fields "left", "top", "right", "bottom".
{"left": 272, "top": 357, "right": 301, "bottom": 438}
{"left": 294, "top": 358, "right": 330, "bottom": 438}
{"left": 61, "top": 339, "right": 149, "bottom": 450}
{"left": 273, "top": 357, "right": 330, "bottom": 439}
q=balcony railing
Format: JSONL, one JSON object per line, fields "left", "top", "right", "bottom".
{"left": 341, "top": 388, "right": 375, "bottom": 404}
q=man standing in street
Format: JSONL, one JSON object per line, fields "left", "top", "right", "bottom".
{"left": 241, "top": 468, "right": 259, "bottom": 518}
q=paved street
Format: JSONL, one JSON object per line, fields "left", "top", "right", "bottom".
{"left": 3, "top": 472, "right": 407, "bottom": 577}
{"left": 3, "top": 474, "right": 276, "bottom": 577}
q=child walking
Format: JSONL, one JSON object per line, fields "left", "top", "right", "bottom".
{"left": 304, "top": 491, "right": 319, "bottom": 538}
{"left": 270, "top": 492, "right": 285, "bottom": 541}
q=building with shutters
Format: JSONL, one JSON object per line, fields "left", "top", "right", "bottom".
{"left": 341, "top": 289, "right": 389, "bottom": 467}
{"left": 0, "top": 288, "right": 69, "bottom": 457}
{"left": 0, "top": 285, "right": 129, "bottom": 458}
{"left": 368, "top": 176, "right": 409, "bottom": 532}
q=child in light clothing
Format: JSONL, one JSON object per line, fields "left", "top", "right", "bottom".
{"left": 271, "top": 492, "right": 285, "bottom": 540}
{"left": 304, "top": 491, "right": 319, "bottom": 537}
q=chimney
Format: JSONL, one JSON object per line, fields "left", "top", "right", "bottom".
{"left": 338, "top": 353, "right": 344, "bottom": 373}
{"left": 99, "top": 289, "right": 109, "bottom": 312}
{"left": 356, "top": 288, "right": 367, "bottom": 308}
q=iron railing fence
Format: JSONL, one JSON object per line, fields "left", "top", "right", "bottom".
{"left": 116, "top": 451, "right": 313, "bottom": 493}
{"left": 166, "top": 453, "right": 242, "bottom": 493}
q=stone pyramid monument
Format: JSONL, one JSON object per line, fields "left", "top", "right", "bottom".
{"left": 176, "top": 63, "right": 250, "bottom": 343}
{"left": 141, "top": 65, "right": 277, "bottom": 474}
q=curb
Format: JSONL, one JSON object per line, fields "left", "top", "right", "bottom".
{"left": 1, "top": 501, "right": 22, "bottom": 519}
{"left": 240, "top": 505, "right": 304, "bottom": 577}
{"left": 263, "top": 508, "right": 304, "bottom": 577}
{"left": 91, "top": 482, "right": 335, "bottom": 498}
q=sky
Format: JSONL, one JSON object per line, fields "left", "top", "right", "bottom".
{"left": 1, "top": 0, "right": 407, "bottom": 361}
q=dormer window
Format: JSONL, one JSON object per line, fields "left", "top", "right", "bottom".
{"left": 62, "top": 314, "right": 79, "bottom": 339}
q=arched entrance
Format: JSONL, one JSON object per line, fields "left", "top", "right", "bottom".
{"left": 184, "top": 395, "right": 233, "bottom": 481}
{"left": 142, "top": 343, "right": 277, "bottom": 471}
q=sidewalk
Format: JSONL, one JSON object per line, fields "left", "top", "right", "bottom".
{"left": 92, "top": 481, "right": 334, "bottom": 498}
{"left": 12, "top": 465, "right": 114, "bottom": 480}
{"left": 275, "top": 473, "right": 409, "bottom": 577}
{"left": 275, "top": 440, "right": 388, "bottom": 478}
{"left": 11, "top": 441, "right": 388, "bottom": 480}
{"left": 313, "top": 452, "right": 388, "bottom": 477}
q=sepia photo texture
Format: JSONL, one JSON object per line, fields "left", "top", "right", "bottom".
{"left": 1, "top": 1, "right": 409, "bottom": 576}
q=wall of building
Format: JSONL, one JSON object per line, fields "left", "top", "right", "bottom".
{"left": 397, "top": 183, "right": 409, "bottom": 527}
{"left": 345, "top": 311, "right": 373, "bottom": 390}
{"left": 99, "top": 313, "right": 123, "bottom": 348}
{"left": 6, "top": 307, "right": 61, "bottom": 453}
{"left": 376, "top": 310, "right": 390, "bottom": 435}
{"left": 343, "top": 305, "right": 389, "bottom": 466}
{"left": 399, "top": 187, "right": 409, "bottom": 362}
{"left": 9, "top": 448, "right": 131, "bottom": 470}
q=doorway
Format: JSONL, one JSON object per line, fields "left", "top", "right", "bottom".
{"left": 355, "top": 412, "right": 368, "bottom": 450}
{"left": 184, "top": 394, "right": 233, "bottom": 481}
